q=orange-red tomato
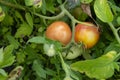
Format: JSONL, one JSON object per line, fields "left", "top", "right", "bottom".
{"left": 75, "top": 22, "right": 100, "bottom": 48}
{"left": 45, "top": 21, "right": 72, "bottom": 45}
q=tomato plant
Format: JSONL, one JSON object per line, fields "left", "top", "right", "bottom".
{"left": 0, "top": 0, "right": 120, "bottom": 80}
{"left": 75, "top": 22, "right": 100, "bottom": 48}
{"left": 45, "top": 21, "right": 72, "bottom": 45}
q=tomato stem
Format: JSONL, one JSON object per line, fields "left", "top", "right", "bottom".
{"left": 33, "top": 11, "right": 65, "bottom": 20}
{"left": 0, "top": 0, "right": 26, "bottom": 10}
{"left": 117, "top": 27, "right": 120, "bottom": 31}
{"left": 58, "top": 52, "right": 70, "bottom": 76}
{"left": 114, "top": 52, "right": 120, "bottom": 61}
{"left": 60, "top": 5, "right": 84, "bottom": 24}
{"left": 108, "top": 22, "right": 120, "bottom": 44}
{"left": 60, "top": 4, "right": 85, "bottom": 48}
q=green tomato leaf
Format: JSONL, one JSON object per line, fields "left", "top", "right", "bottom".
{"left": 25, "top": 12, "right": 33, "bottom": 28}
{"left": 94, "top": 0, "right": 113, "bottom": 22}
{"left": 32, "top": 60, "right": 46, "bottom": 79}
{"left": 24, "top": 46, "right": 38, "bottom": 61}
{"left": 15, "top": 11, "right": 24, "bottom": 22}
{"left": 15, "top": 22, "right": 33, "bottom": 38}
{"left": 16, "top": 51, "right": 26, "bottom": 64}
{"left": 0, "top": 69, "right": 7, "bottom": 77}
{"left": 0, "top": 6, "right": 5, "bottom": 22}
{"left": 46, "top": 0, "right": 55, "bottom": 13}
{"left": 7, "top": 35, "right": 20, "bottom": 49}
{"left": 0, "top": 69, "right": 8, "bottom": 80}
{"left": 57, "top": 0, "right": 62, "bottom": 4}
{"left": 117, "top": 16, "right": 120, "bottom": 25}
{"left": 0, "top": 45, "right": 15, "bottom": 68}
{"left": 27, "top": 36, "right": 47, "bottom": 44}
{"left": 80, "top": 0, "right": 93, "bottom": 4}
{"left": 2, "top": 14, "right": 14, "bottom": 26}
{"left": 0, "top": 75, "right": 7, "bottom": 80}
{"left": 71, "top": 51, "right": 119, "bottom": 79}
{"left": 41, "top": 0, "right": 46, "bottom": 14}
{"left": 104, "top": 41, "right": 120, "bottom": 53}
{"left": 25, "top": 0, "right": 34, "bottom": 6}
{"left": 0, "top": 48, "right": 4, "bottom": 64}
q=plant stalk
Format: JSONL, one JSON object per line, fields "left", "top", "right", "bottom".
{"left": 58, "top": 52, "right": 70, "bottom": 75}
{"left": 0, "top": 0, "right": 26, "bottom": 10}
{"left": 117, "top": 27, "right": 120, "bottom": 31}
{"left": 33, "top": 11, "right": 65, "bottom": 20}
{"left": 114, "top": 52, "right": 120, "bottom": 61}
{"left": 108, "top": 22, "right": 120, "bottom": 44}
{"left": 0, "top": 0, "right": 65, "bottom": 20}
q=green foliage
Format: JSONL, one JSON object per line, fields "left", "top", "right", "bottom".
{"left": 32, "top": 60, "right": 47, "bottom": 79}
{"left": 94, "top": 0, "right": 113, "bottom": 22}
{"left": 25, "top": 0, "right": 42, "bottom": 8}
{"left": 0, "top": 6, "right": 5, "bottom": 22}
{"left": 71, "top": 51, "right": 119, "bottom": 79}
{"left": 105, "top": 41, "right": 120, "bottom": 53}
{"left": 16, "top": 51, "right": 26, "bottom": 64}
{"left": 25, "top": 0, "right": 34, "bottom": 6}
{"left": 0, "top": 0, "right": 120, "bottom": 80}
{"left": 0, "top": 45, "right": 15, "bottom": 68}
{"left": 2, "top": 14, "right": 14, "bottom": 26}
{"left": 7, "top": 35, "right": 20, "bottom": 49}
{"left": 117, "top": 16, "right": 120, "bottom": 25}
{"left": 80, "top": 0, "right": 93, "bottom": 4}
{"left": 25, "top": 12, "right": 33, "bottom": 28}
{"left": 40, "top": 0, "right": 56, "bottom": 14}
{"left": 0, "top": 48, "right": 4, "bottom": 64}
{"left": 57, "top": 0, "right": 62, "bottom": 4}
{"left": 46, "top": 0, "right": 56, "bottom": 14}
{"left": 0, "top": 69, "right": 8, "bottom": 80}
{"left": 27, "top": 36, "right": 47, "bottom": 44}
{"left": 0, "top": 46, "right": 15, "bottom": 79}
{"left": 15, "top": 11, "right": 24, "bottom": 22}
{"left": 15, "top": 22, "right": 33, "bottom": 38}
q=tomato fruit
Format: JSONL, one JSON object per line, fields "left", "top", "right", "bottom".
{"left": 75, "top": 22, "right": 100, "bottom": 48}
{"left": 45, "top": 21, "right": 72, "bottom": 45}
{"left": 71, "top": 6, "right": 88, "bottom": 21}
{"left": 62, "top": 44, "right": 83, "bottom": 59}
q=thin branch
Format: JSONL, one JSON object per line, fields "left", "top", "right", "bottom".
{"left": 0, "top": 0, "right": 26, "bottom": 10}
{"left": 117, "top": 27, "right": 120, "bottom": 31}
{"left": 108, "top": 23, "right": 120, "bottom": 44}
{"left": 33, "top": 11, "right": 65, "bottom": 20}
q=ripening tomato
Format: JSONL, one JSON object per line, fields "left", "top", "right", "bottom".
{"left": 45, "top": 21, "right": 72, "bottom": 45}
{"left": 75, "top": 22, "right": 100, "bottom": 48}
